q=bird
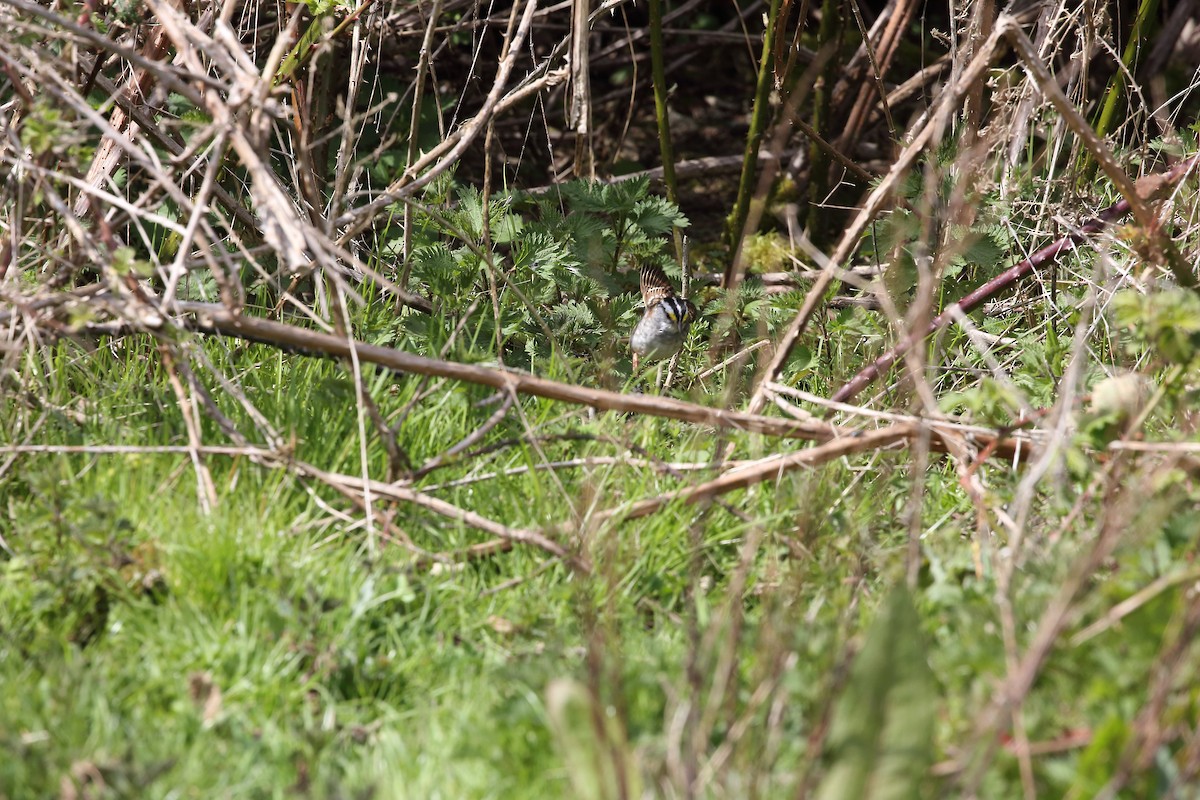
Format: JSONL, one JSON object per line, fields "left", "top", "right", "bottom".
{"left": 630, "top": 262, "right": 697, "bottom": 371}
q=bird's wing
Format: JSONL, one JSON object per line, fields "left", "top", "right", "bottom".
{"left": 640, "top": 263, "right": 677, "bottom": 306}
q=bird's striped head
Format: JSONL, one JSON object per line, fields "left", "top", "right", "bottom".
{"left": 656, "top": 295, "right": 697, "bottom": 332}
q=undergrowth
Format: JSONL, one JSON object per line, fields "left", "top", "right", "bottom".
{"left": 5, "top": 165, "right": 1200, "bottom": 798}
{"left": 5, "top": 0, "right": 1200, "bottom": 797}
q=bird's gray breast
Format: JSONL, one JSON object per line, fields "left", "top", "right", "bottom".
{"left": 631, "top": 312, "right": 685, "bottom": 358}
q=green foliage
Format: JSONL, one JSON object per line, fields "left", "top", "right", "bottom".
{"left": 816, "top": 585, "right": 938, "bottom": 800}
{"left": 946, "top": 224, "right": 1010, "bottom": 282}
{"left": 5, "top": 87, "right": 1200, "bottom": 798}
{"left": 741, "top": 231, "right": 792, "bottom": 272}
{"left": 110, "top": 0, "right": 145, "bottom": 25}
{"left": 19, "top": 102, "right": 68, "bottom": 157}
{"left": 6, "top": 0, "right": 1200, "bottom": 793}
{"left": 942, "top": 377, "right": 1028, "bottom": 427}
{"left": 109, "top": 246, "right": 154, "bottom": 278}
{"left": 546, "top": 679, "right": 640, "bottom": 800}
{"left": 1113, "top": 287, "right": 1200, "bottom": 364}
{"left": 863, "top": 192, "right": 1017, "bottom": 305}
{"left": 0, "top": 474, "right": 158, "bottom": 651}
{"left": 396, "top": 177, "right": 691, "bottom": 371}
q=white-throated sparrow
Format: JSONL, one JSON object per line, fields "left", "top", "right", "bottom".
{"left": 630, "top": 262, "right": 697, "bottom": 371}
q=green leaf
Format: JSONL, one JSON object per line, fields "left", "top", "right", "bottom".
{"left": 816, "top": 585, "right": 938, "bottom": 800}
{"left": 20, "top": 102, "right": 68, "bottom": 156}
{"left": 110, "top": 246, "right": 153, "bottom": 278}
{"left": 631, "top": 196, "right": 688, "bottom": 236}
{"left": 411, "top": 243, "right": 475, "bottom": 301}
{"left": 1114, "top": 288, "right": 1200, "bottom": 364}
{"left": 452, "top": 186, "right": 486, "bottom": 239}
{"left": 603, "top": 176, "right": 651, "bottom": 216}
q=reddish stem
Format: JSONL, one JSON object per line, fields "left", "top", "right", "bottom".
{"left": 830, "top": 156, "right": 1199, "bottom": 405}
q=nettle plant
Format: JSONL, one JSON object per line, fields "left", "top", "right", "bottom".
{"left": 395, "top": 176, "right": 691, "bottom": 378}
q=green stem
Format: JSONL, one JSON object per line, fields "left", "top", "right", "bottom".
{"left": 647, "top": 0, "right": 683, "bottom": 263}
{"left": 728, "top": 0, "right": 783, "bottom": 260}
{"left": 804, "top": 0, "right": 840, "bottom": 238}
{"left": 647, "top": 0, "right": 676, "bottom": 205}
{"left": 1094, "top": 0, "right": 1160, "bottom": 139}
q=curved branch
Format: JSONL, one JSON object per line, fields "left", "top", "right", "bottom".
{"left": 163, "top": 303, "right": 1030, "bottom": 461}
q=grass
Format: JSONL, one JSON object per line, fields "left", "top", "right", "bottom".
{"left": 6, "top": 0, "right": 1200, "bottom": 792}
{"left": 5, "top": 347, "right": 1198, "bottom": 799}
{"left": 0, "top": 319, "right": 927, "bottom": 797}
{"left": 7, "top": 228, "right": 1200, "bottom": 798}
{"left": 4, "top": 97, "right": 1199, "bottom": 800}
{"left": 2, "top": 450, "right": 564, "bottom": 798}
